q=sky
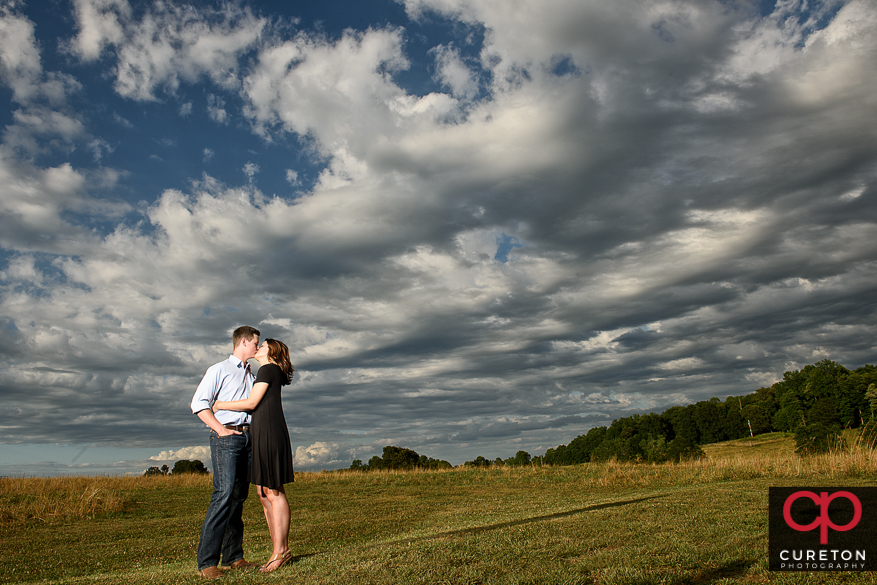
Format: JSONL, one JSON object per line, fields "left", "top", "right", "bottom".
{"left": 0, "top": 0, "right": 875, "bottom": 477}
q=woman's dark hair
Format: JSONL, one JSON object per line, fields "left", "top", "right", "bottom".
{"left": 265, "top": 338, "right": 295, "bottom": 385}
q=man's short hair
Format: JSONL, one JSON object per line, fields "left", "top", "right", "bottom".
{"left": 232, "top": 326, "right": 260, "bottom": 348}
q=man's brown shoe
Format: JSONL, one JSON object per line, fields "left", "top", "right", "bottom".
{"left": 198, "top": 566, "right": 222, "bottom": 580}
{"left": 222, "top": 559, "right": 260, "bottom": 570}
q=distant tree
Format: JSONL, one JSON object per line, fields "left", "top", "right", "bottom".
{"left": 807, "top": 397, "right": 840, "bottom": 429}
{"left": 773, "top": 393, "right": 805, "bottom": 433}
{"left": 693, "top": 398, "right": 726, "bottom": 444}
{"left": 590, "top": 438, "right": 627, "bottom": 462}
{"left": 143, "top": 466, "right": 163, "bottom": 476}
{"left": 161, "top": 464, "right": 169, "bottom": 475}
{"left": 503, "top": 450, "right": 531, "bottom": 467}
{"left": 465, "top": 455, "right": 490, "bottom": 468}
{"left": 662, "top": 406, "right": 698, "bottom": 443}
{"left": 380, "top": 446, "right": 420, "bottom": 470}
{"left": 866, "top": 384, "right": 877, "bottom": 421}
{"left": 542, "top": 445, "right": 566, "bottom": 466}
{"left": 794, "top": 423, "right": 845, "bottom": 456}
{"left": 171, "top": 459, "right": 208, "bottom": 474}
{"left": 837, "top": 368, "right": 875, "bottom": 427}
{"left": 351, "top": 447, "right": 450, "bottom": 471}
{"left": 418, "top": 455, "right": 452, "bottom": 469}
{"left": 640, "top": 435, "right": 668, "bottom": 463}
{"left": 367, "top": 455, "right": 384, "bottom": 470}
{"left": 741, "top": 402, "right": 771, "bottom": 436}
{"left": 665, "top": 436, "right": 705, "bottom": 463}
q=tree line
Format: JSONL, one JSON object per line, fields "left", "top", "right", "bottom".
{"left": 540, "top": 359, "right": 877, "bottom": 463}
{"left": 349, "top": 359, "right": 877, "bottom": 471}
{"left": 349, "top": 446, "right": 452, "bottom": 471}
{"left": 143, "top": 459, "right": 208, "bottom": 476}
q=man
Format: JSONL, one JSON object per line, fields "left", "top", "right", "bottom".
{"left": 190, "top": 325, "right": 261, "bottom": 580}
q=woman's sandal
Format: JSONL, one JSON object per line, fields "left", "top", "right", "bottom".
{"left": 260, "top": 551, "right": 293, "bottom": 572}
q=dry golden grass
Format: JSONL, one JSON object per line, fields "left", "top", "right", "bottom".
{"left": 3, "top": 434, "right": 875, "bottom": 529}
{"left": 0, "top": 473, "right": 211, "bottom": 526}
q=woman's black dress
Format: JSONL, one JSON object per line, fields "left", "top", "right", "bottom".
{"left": 250, "top": 363, "right": 294, "bottom": 488}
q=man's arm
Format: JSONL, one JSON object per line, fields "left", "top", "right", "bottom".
{"left": 191, "top": 363, "right": 239, "bottom": 435}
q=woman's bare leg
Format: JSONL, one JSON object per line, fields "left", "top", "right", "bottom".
{"left": 256, "top": 486, "right": 276, "bottom": 553}
{"left": 259, "top": 485, "right": 291, "bottom": 571}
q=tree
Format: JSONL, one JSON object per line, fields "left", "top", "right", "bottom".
{"left": 807, "top": 397, "right": 840, "bottom": 429}
{"left": 465, "top": 455, "right": 490, "bottom": 468}
{"left": 353, "top": 447, "right": 450, "bottom": 471}
{"left": 866, "top": 384, "right": 877, "bottom": 421}
{"left": 693, "top": 399, "right": 725, "bottom": 444}
{"left": 741, "top": 402, "right": 772, "bottom": 435}
{"left": 367, "top": 455, "right": 384, "bottom": 470}
{"left": 143, "top": 466, "right": 164, "bottom": 476}
{"left": 640, "top": 434, "right": 668, "bottom": 463}
{"left": 380, "top": 446, "right": 420, "bottom": 470}
{"left": 773, "top": 393, "right": 805, "bottom": 432}
{"left": 504, "top": 450, "right": 531, "bottom": 467}
{"left": 665, "top": 436, "right": 705, "bottom": 463}
{"left": 418, "top": 455, "right": 452, "bottom": 469}
{"left": 171, "top": 459, "right": 208, "bottom": 474}
{"left": 662, "top": 406, "right": 698, "bottom": 443}
{"left": 794, "top": 423, "right": 845, "bottom": 456}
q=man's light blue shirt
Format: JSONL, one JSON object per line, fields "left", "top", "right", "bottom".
{"left": 191, "top": 355, "right": 254, "bottom": 426}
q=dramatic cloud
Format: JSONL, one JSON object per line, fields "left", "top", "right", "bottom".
{"left": 70, "top": 0, "right": 267, "bottom": 100}
{"left": 0, "top": 0, "right": 875, "bottom": 475}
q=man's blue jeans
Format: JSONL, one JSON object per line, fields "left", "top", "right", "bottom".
{"left": 197, "top": 431, "right": 251, "bottom": 570}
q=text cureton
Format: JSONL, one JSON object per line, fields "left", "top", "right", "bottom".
{"left": 780, "top": 550, "right": 865, "bottom": 562}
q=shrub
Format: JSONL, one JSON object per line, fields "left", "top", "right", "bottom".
{"left": 794, "top": 423, "right": 846, "bottom": 456}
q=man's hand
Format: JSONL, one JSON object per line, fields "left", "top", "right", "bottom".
{"left": 196, "top": 409, "right": 240, "bottom": 435}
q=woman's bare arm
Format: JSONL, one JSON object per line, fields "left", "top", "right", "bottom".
{"left": 213, "top": 382, "right": 268, "bottom": 412}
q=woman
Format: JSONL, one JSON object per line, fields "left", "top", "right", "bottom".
{"left": 213, "top": 338, "right": 296, "bottom": 572}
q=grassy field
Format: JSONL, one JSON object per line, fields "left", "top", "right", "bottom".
{"left": 2, "top": 437, "right": 876, "bottom": 585}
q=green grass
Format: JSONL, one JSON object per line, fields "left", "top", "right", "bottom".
{"left": 2, "top": 442, "right": 876, "bottom": 584}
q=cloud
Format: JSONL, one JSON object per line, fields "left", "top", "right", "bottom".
{"left": 1, "top": 0, "right": 876, "bottom": 472}
{"left": 241, "top": 26, "right": 410, "bottom": 154}
{"left": 206, "top": 93, "right": 227, "bottom": 123}
{"left": 293, "top": 441, "right": 351, "bottom": 469}
{"left": 70, "top": 0, "right": 267, "bottom": 100}
{"left": 149, "top": 445, "right": 210, "bottom": 462}
{"left": 0, "top": 3, "right": 43, "bottom": 103}
{"left": 430, "top": 44, "right": 479, "bottom": 100}
{"left": 243, "top": 161, "right": 259, "bottom": 180}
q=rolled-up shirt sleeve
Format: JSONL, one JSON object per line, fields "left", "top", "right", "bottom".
{"left": 191, "top": 364, "right": 221, "bottom": 414}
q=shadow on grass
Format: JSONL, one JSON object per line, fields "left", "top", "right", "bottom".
{"left": 297, "top": 494, "right": 669, "bottom": 559}
{"left": 383, "top": 494, "right": 669, "bottom": 547}
{"left": 690, "top": 560, "right": 752, "bottom": 583}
